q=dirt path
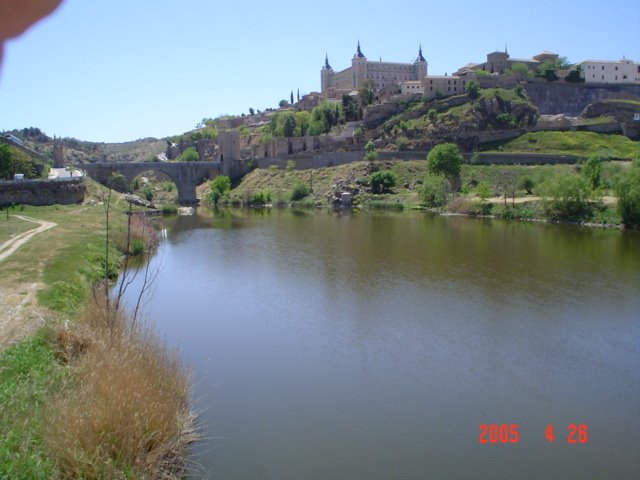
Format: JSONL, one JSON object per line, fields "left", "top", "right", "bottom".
{"left": 0, "top": 215, "right": 57, "bottom": 262}
{"left": 0, "top": 216, "right": 57, "bottom": 348}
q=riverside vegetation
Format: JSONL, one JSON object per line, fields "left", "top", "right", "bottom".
{"left": 0, "top": 179, "right": 196, "bottom": 479}
{"left": 201, "top": 131, "right": 640, "bottom": 229}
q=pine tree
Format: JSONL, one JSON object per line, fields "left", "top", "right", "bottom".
{"left": 290, "top": 91, "right": 294, "bottom": 105}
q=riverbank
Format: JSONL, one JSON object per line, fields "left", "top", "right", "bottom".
{"left": 202, "top": 158, "right": 636, "bottom": 228}
{"left": 0, "top": 182, "right": 196, "bottom": 478}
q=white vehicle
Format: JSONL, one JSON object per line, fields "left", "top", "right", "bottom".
{"left": 13, "top": 173, "right": 24, "bottom": 181}
{"left": 4, "top": 134, "right": 24, "bottom": 146}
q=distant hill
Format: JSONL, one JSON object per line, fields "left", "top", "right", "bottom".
{"left": 1, "top": 128, "right": 167, "bottom": 164}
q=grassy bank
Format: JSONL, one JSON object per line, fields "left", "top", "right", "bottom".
{"left": 485, "top": 131, "right": 640, "bottom": 158}
{"left": 218, "top": 158, "right": 635, "bottom": 226}
{"left": 0, "top": 181, "right": 195, "bottom": 478}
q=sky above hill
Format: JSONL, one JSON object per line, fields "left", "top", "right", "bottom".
{"left": 0, "top": 0, "right": 639, "bottom": 143}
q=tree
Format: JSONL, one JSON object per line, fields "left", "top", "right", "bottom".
{"left": 358, "top": 80, "right": 376, "bottom": 107}
{"left": 582, "top": 155, "right": 602, "bottom": 189}
{"left": 615, "top": 160, "right": 640, "bottom": 228}
{"left": 508, "top": 62, "right": 532, "bottom": 78}
{"left": 279, "top": 99, "right": 288, "bottom": 108}
{"left": 541, "top": 174, "right": 594, "bottom": 221}
{"left": 249, "top": 108, "right": 255, "bottom": 116}
{"left": 178, "top": 146, "right": 199, "bottom": 162}
{"left": 369, "top": 171, "right": 397, "bottom": 194}
{"left": 466, "top": 81, "right": 479, "bottom": 100}
{"left": 290, "top": 91, "right": 294, "bottom": 105}
{"left": 0, "top": 143, "right": 12, "bottom": 179}
{"left": 476, "top": 181, "right": 491, "bottom": 203}
{"left": 342, "top": 94, "right": 359, "bottom": 122}
{"left": 282, "top": 115, "right": 296, "bottom": 138}
{"left": 420, "top": 173, "right": 450, "bottom": 207}
{"left": 294, "top": 111, "right": 311, "bottom": 137}
{"left": 428, "top": 109, "right": 438, "bottom": 122}
{"left": 210, "top": 175, "right": 231, "bottom": 205}
{"left": 427, "top": 143, "right": 462, "bottom": 182}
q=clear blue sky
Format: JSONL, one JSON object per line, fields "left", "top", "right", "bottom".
{"left": 1, "top": 0, "right": 639, "bottom": 143}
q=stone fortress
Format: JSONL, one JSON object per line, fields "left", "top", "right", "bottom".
{"left": 321, "top": 42, "right": 640, "bottom": 101}
{"left": 321, "top": 42, "right": 427, "bottom": 98}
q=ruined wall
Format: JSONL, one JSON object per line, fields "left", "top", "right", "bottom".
{"left": 524, "top": 82, "right": 640, "bottom": 116}
{"left": 0, "top": 178, "right": 86, "bottom": 207}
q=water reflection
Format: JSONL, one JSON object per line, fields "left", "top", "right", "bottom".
{"left": 129, "top": 209, "right": 639, "bottom": 480}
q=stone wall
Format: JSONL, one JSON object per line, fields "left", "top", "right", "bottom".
{"left": 524, "top": 82, "right": 640, "bottom": 116}
{"left": 0, "top": 178, "right": 86, "bottom": 207}
{"left": 253, "top": 150, "right": 583, "bottom": 171}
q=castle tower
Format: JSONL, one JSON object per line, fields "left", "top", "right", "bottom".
{"left": 351, "top": 41, "right": 368, "bottom": 89}
{"left": 413, "top": 44, "right": 428, "bottom": 79}
{"left": 53, "top": 142, "right": 64, "bottom": 168}
{"left": 321, "top": 53, "right": 334, "bottom": 97}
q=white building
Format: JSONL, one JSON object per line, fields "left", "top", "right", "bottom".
{"left": 578, "top": 58, "right": 640, "bottom": 84}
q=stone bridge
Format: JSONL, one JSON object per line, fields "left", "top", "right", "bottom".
{"left": 81, "top": 161, "right": 222, "bottom": 205}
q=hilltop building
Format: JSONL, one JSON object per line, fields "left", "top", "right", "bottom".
{"left": 455, "top": 48, "right": 559, "bottom": 75}
{"left": 577, "top": 58, "right": 640, "bottom": 84}
{"left": 321, "top": 42, "right": 428, "bottom": 98}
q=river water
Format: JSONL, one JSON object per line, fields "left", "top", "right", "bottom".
{"left": 130, "top": 209, "right": 639, "bottom": 479}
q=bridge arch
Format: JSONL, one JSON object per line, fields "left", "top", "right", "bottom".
{"left": 81, "top": 161, "right": 222, "bottom": 205}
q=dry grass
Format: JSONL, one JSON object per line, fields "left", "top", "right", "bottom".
{"left": 44, "top": 295, "right": 197, "bottom": 479}
{"left": 114, "top": 214, "right": 160, "bottom": 256}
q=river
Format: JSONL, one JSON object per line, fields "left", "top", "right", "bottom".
{"left": 128, "top": 209, "right": 640, "bottom": 479}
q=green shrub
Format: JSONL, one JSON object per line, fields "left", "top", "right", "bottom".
{"left": 475, "top": 181, "right": 492, "bottom": 202}
{"left": 161, "top": 204, "right": 178, "bottom": 215}
{"left": 130, "top": 239, "right": 144, "bottom": 256}
{"left": 178, "top": 147, "right": 199, "bottom": 162}
{"left": 364, "top": 140, "right": 378, "bottom": 162}
{"left": 251, "top": 190, "right": 272, "bottom": 205}
{"left": 428, "top": 109, "right": 438, "bottom": 122}
{"left": 615, "top": 160, "right": 640, "bottom": 228}
{"left": 209, "top": 175, "right": 231, "bottom": 205}
{"left": 496, "top": 113, "right": 516, "bottom": 128}
{"left": 396, "top": 136, "right": 410, "bottom": 151}
{"left": 518, "top": 175, "right": 535, "bottom": 194}
{"left": 466, "top": 81, "right": 480, "bottom": 99}
{"left": 108, "top": 172, "right": 129, "bottom": 193}
{"left": 367, "top": 200, "right": 405, "bottom": 210}
{"left": 541, "top": 174, "right": 594, "bottom": 221}
{"left": 142, "top": 185, "right": 154, "bottom": 201}
{"left": 420, "top": 173, "right": 449, "bottom": 207}
{"left": 369, "top": 171, "right": 398, "bottom": 194}
{"left": 290, "top": 182, "right": 310, "bottom": 201}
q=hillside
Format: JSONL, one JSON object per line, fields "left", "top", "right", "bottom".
{"left": 368, "top": 88, "right": 538, "bottom": 151}
{"left": 1, "top": 128, "right": 166, "bottom": 164}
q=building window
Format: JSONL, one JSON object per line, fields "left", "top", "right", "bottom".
{"left": 602, "top": 66, "right": 605, "bottom": 70}
{"left": 615, "top": 66, "right": 618, "bottom": 70}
